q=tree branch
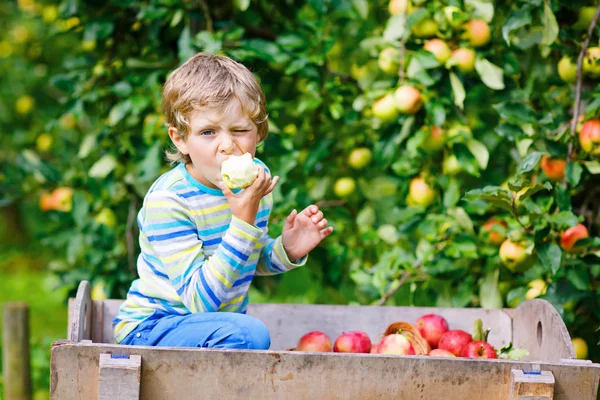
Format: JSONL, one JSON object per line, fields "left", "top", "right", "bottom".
{"left": 567, "top": 2, "right": 600, "bottom": 160}
{"left": 376, "top": 270, "right": 410, "bottom": 306}
{"left": 398, "top": 15, "right": 408, "bottom": 85}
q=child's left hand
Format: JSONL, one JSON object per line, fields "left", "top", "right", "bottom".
{"left": 282, "top": 205, "right": 333, "bottom": 262}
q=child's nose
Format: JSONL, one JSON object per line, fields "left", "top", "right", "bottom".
{"left": 219, "top": 133, "right": 235, "bottom": 154}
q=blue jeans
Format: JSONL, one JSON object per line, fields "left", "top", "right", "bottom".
{"left": 119, "top": 311, "right": 271, "bottom": 350}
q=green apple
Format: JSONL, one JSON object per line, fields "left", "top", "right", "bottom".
{"left": 420, "top": 126, "right": 446, "bottom": 153}
{"left": 334, "top": 177, "right": 356, "bottom": 197}
{"left": 499, "top": 239, "right": 530, "bottom": 272}
{"left": 388, "top": 0, "right": 412, "bottom": 15}
{"left": 574, "top": 7, "right": 597, "bottom": 30}
{"left": 221, "top": 153, "right": 259, "bottom": 189}
{"left": 449, "top": 48, "right": 476, "bottom": 73}
{"left": 378, "top": 47, "right": 401, "bottom": 75}
{"left": 348, "top": 148, "right": 372, "bottom": 170}
{"left": 373, "top": 93, "right": 399, "bottom": 122}
{"left": 442, "top": 154, "right": 462, "bottom": 175}
{"left": 583, "top": 47, "right": 600, "bottom": 78}
{"left": 412, "top": 18, "right": 438, "bottom": 38}
{"left": 95, "top": 208, "right": 117, "bottom": 228}
{"left": 406, "top": 177, "right": 435, "bottom": 207}
{"left": 558, "top": 56, "right": 577, "bottom": 84}
{"left": 571, "top": 338, "right": 588, "bottom": 360}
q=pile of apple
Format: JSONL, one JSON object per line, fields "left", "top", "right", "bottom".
{"left": 295, "top": 313, "right": 499, "bottom": 359}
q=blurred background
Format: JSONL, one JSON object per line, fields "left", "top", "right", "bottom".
{"left": 1, "top": 0, "right": 600, "bottom": 397}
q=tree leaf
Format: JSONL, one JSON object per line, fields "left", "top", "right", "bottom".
{"left": 108, "top": 100, "right": 132, "bottom": 126}
{"left": 480, "top": 268, "right": 503, "bottom": 309}
{"left": 518, "top": 151, "right": 544, "bottom": 174}
{"left": 449, "top": 72, "right": 465, "bottom": 110}
{"left": 566, "top": 161, "right": 583, "bottom": 187}
{"left": 475, "top": 58, "right": 505, "bottom": 90}
{"left": 352, "top": 0, "right": 369, "bottom": 19}
{"left": 234, "top": 0, "right": 250, "bottom": 11}
{"left": 566, "top": 268, "right": 590, "bottom": 291}
{"left": 584, "top": 161, "right": 600, "bottom": 174}
{"left": 540, "top": 1, "right": 559, "bottom": 46}
{"left": 502, "top": 9, "right": 531, "bottom": 46}
{"left": 89, "top": 154, "right": 117, "bottom": 179}
{"left": 537, "top": 242, "right": 562, "bottom": 275}
{"left": 383, "top": 14, "right": 407, "bottom": 41}
{"left": 466, "top": 138, "right": 489, "bottom": 169}
{"left": 465, "top": 0, "right": 494, "bottom": 22}
{"left": 493, "top": 102, "right": 538, "bottom": 124}
{"left": 548, "top": 211, "right": 579, "bottom": 229}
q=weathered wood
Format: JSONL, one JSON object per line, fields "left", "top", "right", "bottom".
{"left": 50, "top": 342, "right": 600, "bottom": 400}
{"left": 98, "top": 353, "right": 141, "bottom": 400}
{"left": 92, "top": 300, "right": 104, "bottom": 344}
{"left": 68, "top": 281, "right": 92, "bottom": 342}
{"left": 509, "top": 369, "right": 555, "bottom": 400}
{"left": 97, "top": 300, "right": 513, "bottom": 348}
{"left": 2, "top": 302, "right": 32, "bottom": 400}
{"left": 512, "top": 299, "right": 576, "bottom": 362}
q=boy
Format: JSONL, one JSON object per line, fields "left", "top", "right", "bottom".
{"left": 113, "top": 53, "right": 333, "bottom": 349}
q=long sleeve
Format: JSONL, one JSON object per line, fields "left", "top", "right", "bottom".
{"left": 255, "top": 228, "right": 307, "bottom": 276}
{"left": 142, "top": 190, "right": 263, "bottom": 312}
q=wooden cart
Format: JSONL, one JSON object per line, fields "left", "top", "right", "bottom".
{"left": 50, "top": 280, "right": 600, "bottom": 399}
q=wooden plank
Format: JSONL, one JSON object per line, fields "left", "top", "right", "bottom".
{"left": 98, "top": 353, "right": 141, "bottom": 400}
{"left": 68, "top": 281, "right": 92, "bottom": 342}
{"left": 512, "top": 299, "right": 576, "bottom": 362}
{"left": 92, "top": 300, "right": 104, "bottom": 344}
{"left": 50, "top": 343, "right": 600, "bottom": 400}
{"left": 99, "top": 301, "right": 513, "bottom": 349}
{"left": 509, "top": 369, "right": 555, "bottom": 400}
{"left": 2, "top": 302, "right": 32, "bottom": 400}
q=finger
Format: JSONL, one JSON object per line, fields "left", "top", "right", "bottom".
{"left": 265, "top": 176, "right": 279, "bottom": 195}
{"left": 318, "top": 218, "right": 328, "bottom": 228}
{"left": 311, "top": 211, "right": 324, "bottom": 223}
{"left": 219, "top": 182, "right": 234, "bottom": 197}
{"left": 284, "top": 209, "right": 297, "bottom": 229}
{"left": 301, "top": 205, "right": 316, "bottom": 217}
{"left": 310, "top": 205, "right": 319, "bottom": 214}
{"left": 320, "top": 226, "right": 334, "bottom": 239}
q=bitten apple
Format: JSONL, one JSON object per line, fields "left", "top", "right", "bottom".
{"left": 333, "top": 330, "right": 372, "bottom": 353}
{"left": 416, "top": 314, "right": 449, "bottom": 349}
{"left": 296, "top": 331, "right": 333, "bottom": 352}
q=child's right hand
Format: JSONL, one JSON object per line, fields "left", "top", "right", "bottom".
{"left": 220, "top": 166, "right": 279, "bottom": 226}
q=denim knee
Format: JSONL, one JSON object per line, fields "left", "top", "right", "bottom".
{"left": 239, "top": 314, "right": 271, "bottom": 350}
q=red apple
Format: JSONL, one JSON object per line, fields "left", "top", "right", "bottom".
{"left": 40, "top": 191, "right": 56, "bottom": 212}
{"left": 416, "top": 314, "right": 449, "bottom": 349}
{"left": 376, "top": 333, "right": 415, "bottom": 355}
{"left": 460, "top": 341, "right": 498, "bottom": 358}
{"left": 428, "top": 349, "right": 456, "bottom": 357}
{"left": 334, "top": 330, "right": 372, "bottom": 353}
{"left": 438, "top": 330, "right": 472, "bottom": 356}
{"left": 296, "top": 331, "right": 333, "bottom": 352}
{"left": 540, "top": 156, "right": 566, "bottom": 181}
{"left": 393, "top": 85, "right": 423, "bottom": 115}
{"left": 371, "top": 343, "right": 379, "bottom": 353}
{"left": 388, "top": 0, "right": 412, "bottom": 15}
{"left": 450, "top": 48, "right": 476, "bottom": 73}
{"left": 424, "top": 39, "right": 451, "bottom": 63}
{"left": 420, "top": 125, "right": 446, "bottom": 153}
{"left": 482, "top": 217, "right": 507, "bottom": 246}
{"left": 52, "top": 187, "right": 74, "bottom": 212}
{"left": 579, "top": 120, "right": 600, "bottom": 155}
{"left": 560, "top": 224, "right": 589, "bottom": 252}
{"left": 463, "top": 20, "right": 490, "bottom": 48}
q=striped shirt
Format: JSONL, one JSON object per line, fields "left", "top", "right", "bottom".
{"left": 113, "top": 161, "right": 305, "bottom": 343}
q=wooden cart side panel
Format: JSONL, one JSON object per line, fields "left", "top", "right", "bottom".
{"left": 67, "top": 281, "right": 92, "bottom": 342}
{"left": 512, "top": 299, "right": 577, "bottom": 362}
{"left": 50, "top": 343, "right": 600, "bottom": 400}
{"left": 97, "top": 301, "right": 513, "bottom": 349}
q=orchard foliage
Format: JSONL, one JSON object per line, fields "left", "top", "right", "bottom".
{"left": 2, "top": 0, "right": 600, "bottom": 359}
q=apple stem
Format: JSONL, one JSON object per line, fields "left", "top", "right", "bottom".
{"left": 483, "top": 328, "right": 491, "bottom": 343}
{"left": 473, "top": 318, "right": 483, "bottom": 341}
{"left": 567, "top": 2, "right": 600, "bottom": 161}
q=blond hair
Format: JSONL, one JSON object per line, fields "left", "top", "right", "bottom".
{"left": 162, "top": 52, "right": 269, "bottom": 164}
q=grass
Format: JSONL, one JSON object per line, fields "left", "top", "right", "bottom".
{"left": 0, "top": 250, "right": 69, "bottom": 400}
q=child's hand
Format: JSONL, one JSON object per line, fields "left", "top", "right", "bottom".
{"left": 282, "top": 205, "right": 334, "bottom": 262}
{"left": 220, "top": 166, "right": 278, "bottom": 226}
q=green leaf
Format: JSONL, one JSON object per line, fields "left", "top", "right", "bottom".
{"left": 89, "top": 154, "right": 117, "bottom": 179}
{"left": 234, "top": 0, "right": 250, "bottom": 11}
{"left": 78, "top": 134, "right": 97, "bottom": 159}
{"left": 303, "top": 137, "right": 334, "bottom": 175}
{"left": 383, "top": 14, "right": 407, "bottom": 41}
{"left": 448, "top": 207, "right": 474, "bottom": 234}
{"left": 502, "top": 10, "right": 531, "bottom": 46}
{"left": 170, "top": 9, "right": 184, "bottom": 27}
{"left": 566, "top": 268, "right": 590, "bottom": 291}
{"left": 566, "top": 161, "right": 583, "bottom": 186}
{"left": 518, "top": 151, "right": 544, "bottom": 174}
{"left": 443, "top": 180, "right": 461, "bottom": 208}
{"left": 480, "top": 268, "right": 503, "bottom": 309}
{"left": 475, "top": 58, "right": 505, "bottom": 90}
{"left": 465, "top": 0, "right": 494, "bottom": 22}
{"left": 517, "top": 182, "right": 552, "bottom": 201}
{"left": 177, "top": 26, "right": 195, "bottom": 62}
{"left": 352, "top": 0, "right": 369, "bottom": 19}
{"left": 548, "top": 211, "right": 579, "bottom": 229}
{"left": 493, "top": 102, "right": 537, "bottom": 124}
{"left": 449, "top": 72, "right": 465, "bottom": 110}
{"left": 537, "top": 242, "right": 562, "bottom": 275}
{"left": 584, "top": 161, "right": 600, "bottom": 174}
{"left": 71, "top": 191, "right": 89, "bottom": 227}
{"left": 466, "top": 139, "right": 489, "bottom": 170}
{"left": 108, "top": 100, "right": 132, "bottom": 126}
{"left": 540, "top": 1, "right": 559, "bottom": 46}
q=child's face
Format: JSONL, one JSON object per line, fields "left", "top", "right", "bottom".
{"left": 169, "top": 99, "right": 259, "bottom": 190}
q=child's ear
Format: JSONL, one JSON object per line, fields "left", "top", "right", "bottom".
{"left": 168, "top": 126, "right": 188, "bottom": 155}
